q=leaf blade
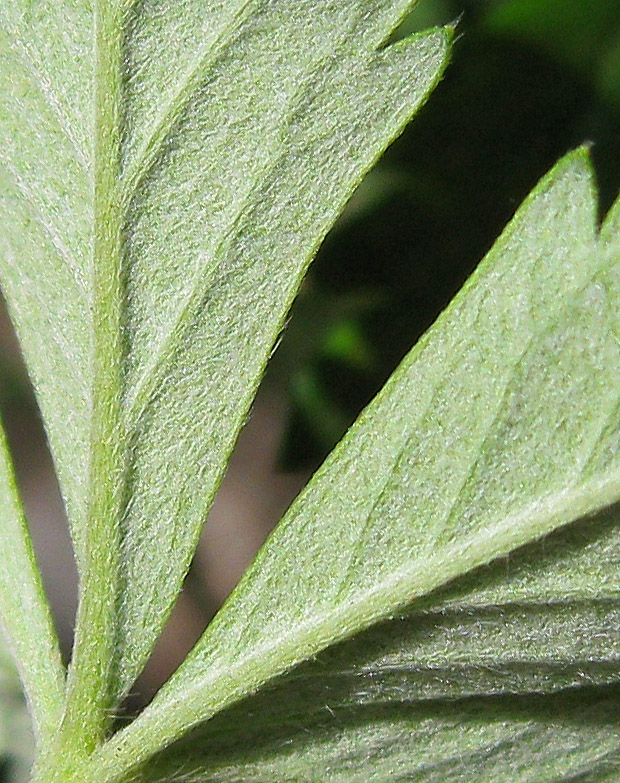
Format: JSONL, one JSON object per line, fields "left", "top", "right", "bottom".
{"left": 0, "top": 5, "right": 93, "bottom": 547}
{"left": 135, "top": 506, "right": 620, "bottom": 781}
{"left": 97, "top": 149, "right": 620, "bottom": 771}
{"left": 0, "top": 420, "right": 64, "bottom": 745}
{"left": 1, "top": 0, "right": 452, "bottom": 729}
{"left": 114, "top": 10, "right": 452, "bottom": 692}
{"left": 139, "top": 689, "right": 620, "bottom": 783}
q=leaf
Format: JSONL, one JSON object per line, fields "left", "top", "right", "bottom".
{"left": 0, "top": 420, "right": 64, "bottom": 745}
{"left": 140, "top": 688, "right": 620, "bottom": 783}
{"left": 0, "top": 4, "right": 93, "bottom": 555}
{"left": 274, "top": 511, "right": 620, "bottom": 708}
{"left": 131, "top": 505, "right": 620, "bottom": 781}
{"left": 0, "top": 632, "right": 34, "bottom": 783}
{"left": 114, "top": 7, "right": 451, "bottom": 695}
{"left": 0, "top": 0, "right": 452, "bottom": 730}
{"left": 94, "top": 149, "right": 620, "bottom": 775}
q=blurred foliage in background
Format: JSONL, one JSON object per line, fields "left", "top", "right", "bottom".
{"left": 275, "top": 0, "right": 620, "bottom": 469}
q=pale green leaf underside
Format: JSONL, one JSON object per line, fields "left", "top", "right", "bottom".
{"left": 0, "top": 5, "right": 93, "bottom": 544}
{"left": 133, "top": 508, "right": 620, "bottom": 782}
{"left": 3, "top": 2, "right": 620, "bottom": 780}
{"left": 0, "top": 0, "right": 451, "bottom": 697}
{"left": 0, "top": 631, "right": 34, "bottom": 783}
{"left": 141, "top": 689, "right": 620, "bottom": 783}
{"left": 110, "top": 505, "right": 620, "bottom": 782}
{"left": 286, "top": 509, "right": 620, "bottom": 707}
{"left": 96, "top": 149, "right": 620, "bottom": 771}
{"left": 0, "top": 423, "right": 64, "bottom": 745}
{"left": 115, "top": 9, "right": 451, "bottom": 692}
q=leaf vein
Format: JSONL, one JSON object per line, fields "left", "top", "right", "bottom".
{"left": 0, "top": 29, "right": 91, "bottom": 175}
{"left": 0, "top": 158, "right": 88, "bottom": 292}
{"left": 119, "top": 0, "right": 257, "bottom": 205}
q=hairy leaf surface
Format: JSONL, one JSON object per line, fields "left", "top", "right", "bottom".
{"left": 97, "top": 150, "right": 620, "bottom": 772}
{"left": 0, "top": 5, "right": 93, "bottom": 547}
{"left": 0, "top": 422, "right": 63, "bottom": 744}
{"left": 0, "top": 0, "right": 451, "bottom": 712}
{"left": 3, "top": 2, "right": 620, "bottom": 782}
{"left": 114, "top": 5, "right": 451, "bottom": 693}
{"left": 122, "top": 510, "right": 620, "bottom": 781}
{"left": 141, "top": 689, "right": 620, "bottom": 783}
{"left": 0, "top": 632, "right": 33, "bottom": 783}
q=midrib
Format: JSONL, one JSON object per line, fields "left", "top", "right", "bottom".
{"left": 89, "top": 466, "right": 620, "bottom": 783}
{"left": 59, "top": 0, "right": 127, "bottom": 752}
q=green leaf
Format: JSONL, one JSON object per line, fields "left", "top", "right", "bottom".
{"left": 95, "top": 149, "right": 620, "bottom": 774}
{"left": 275, "top": 511, "right": 620, "bottom": 707}
{"left": 0, "top": 632, "right": 34, "bottom": 783}
{"left": 113, "top": 8, "right": 451, "bottom": 697}
{"left": 0, "top": 3, "right": 94, "bottom": 557}
{"left": 0, "top": 0, "right": 452, "bottom": 740}
{"left": 5, "top": 2, "right": 620, "bottom": 781}
{"left": 132, "top": 505, "right": 620, "bottom": 782}
{"left": 0, "top": 420, "right": 64, "bottom": 745}
{"left": 140, "top": 688, "right": 620, "bottom": 783}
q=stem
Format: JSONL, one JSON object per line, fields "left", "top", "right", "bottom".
{"left": 58, "top": 0, "right": 126, "bottom": 752}
{"left": 55, "top": 468, "right": 620, "bottom": 783}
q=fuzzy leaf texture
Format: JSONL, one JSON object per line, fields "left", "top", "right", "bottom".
{"left": 0, "top": 0, "right": 451, "bottom": 726}
{"left": 92, "top": 150, "right": 620, "bottom": 782}
{"left": 0, "top": 632, "right": 34, "bottom": 783}
{"left": 2, "top": 1, "right": 620, "bottom": 783}
{"left": 133, "top": 504, "right": 620, "bottom": 782}
{"left": 0, "top": 422, "right": 64, "bottom": 746}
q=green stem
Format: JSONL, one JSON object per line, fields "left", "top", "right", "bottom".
{"left": 57, "top": 0, "right": 126, "bottom": 753}
{"left": 48, "top": 466, "right": 620, "bottom": 783}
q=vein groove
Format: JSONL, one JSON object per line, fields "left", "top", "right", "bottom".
{"left": 0, "top": 158, "right": 87, "bottom": 291}
{"left": 1, "top": 31, "right": 91, "bottom": 174}
{"left": 119, "top": 0, "right": 257, "bottom": 205}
